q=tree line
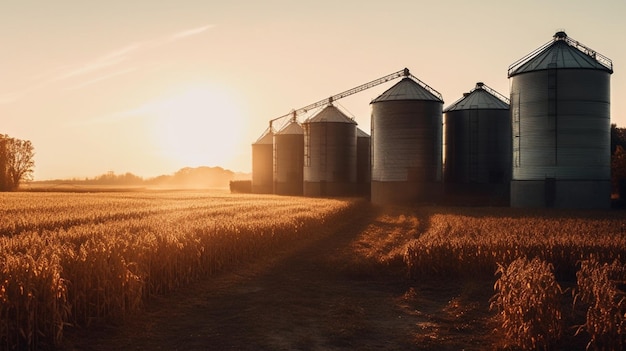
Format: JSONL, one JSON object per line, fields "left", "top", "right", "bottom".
{"left": 54, "top": 166, "right": 248, "bottom": 189}
{"left": 0, "top": 134, "right": 35, "bottom": 191}
{"left": 612, "top": 124, "right": 626, "bottom": 198}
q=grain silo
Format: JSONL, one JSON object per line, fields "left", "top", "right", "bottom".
{"left": 356, "top": 128, "right": 371, "bottom": 198}
{"left": 508, "top": 31, "right": 613, "bottom": 208}
{"left": 443, "top": 82, "right": 511, "bottom": 205}
{"left": 251, "top": 128, "right": 274, "bottom": 193}
{"left": 371, "top": 76, "right": 444, "bottom": 205}
{"left": 273, "top": 120, "right": 304, "bottom": 195}
{"left": 303, "top": 105, "right": 357, "bottom": 197}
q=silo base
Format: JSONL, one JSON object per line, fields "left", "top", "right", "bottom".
{"left": 303, "top": 181, "right": 357, "bottom": 197}
{"left": 252, "top": 184, "right": 273, "bottom": 194}
{"left": 371, "top": 181, "right": 443, "bottom": 206}
{"left": 356, "top": 182, "right": 371, "bottom": 199}
{"left": 274, "top": 182, "right": 303, "bottom": 196}
{"left": 510, "top": 180, "right": 611, "bottom": 209}
{"left": 443, "top": 183, "right": 510, "bottom": 207}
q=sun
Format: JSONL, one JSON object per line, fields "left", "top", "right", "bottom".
{"left": 149, "top": 85, "right": 245, "bottom": 169}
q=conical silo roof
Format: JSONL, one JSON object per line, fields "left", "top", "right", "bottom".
{"left": 509, "top": 32, "right": 613, "bottom": 77}
{"left": 356, "top": 128, "right": 370, "bottom": 138}
{"left": 444, "top": 83, "right": 509, "bottom": 112}
{"left": 253, "top": 129, "right": 274, "bottom": 145}
{"left": 306, "top": 105, "right": 357, "bottom": 124}
{"left": 276, "top": 120, "right": 303, "bottom": 135}
{"left": 371, "top": 77, "right": 443, "bottom": 103}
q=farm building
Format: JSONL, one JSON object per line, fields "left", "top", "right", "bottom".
{"left": 508, "top": 31, "right": 613, "bottom": 208}
{"left": 251, "top": 128, "right": 274, "bottom": 194}
{"left": 356, "top": 128, "right": 371, "bottom": 198}
{"left": 273, "top": 120, "right": 304, "bottom": 196}
{"left": 303, "top": 105, "right": 358, "bottom": 197}
{"left": 370, "top": 76, "right": 444, "bottom": 205}
{"left": 443, "top": 82, "right": 511, "bottom": 205}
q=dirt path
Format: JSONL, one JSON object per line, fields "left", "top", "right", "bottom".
{"left": 61, "top": 205, "right": 495, "bottom": 351}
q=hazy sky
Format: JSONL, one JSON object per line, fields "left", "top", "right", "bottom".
{"left": 1, "top": 0, "right": 624, "bottom": 180}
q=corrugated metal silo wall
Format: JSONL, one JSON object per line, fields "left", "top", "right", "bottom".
{"left": 252, "top": 143, "right": 273, "bottom": 193}
{"left": 444, "top": 108, "right": 511, "bottom": 205}
{"left": 303, "top": 122, "right": 357, "bottom": 197}
{"left": 356, "top": 135, "right": 371, "bottom": 198}
{"left": 371, "top": 100, "right": 443, "bottom": 205}
{"left": 510, "top": 68, "right": 611, "bottom": 208}
{"left": 273, "top": 134, "right": 304, "bottom": 195}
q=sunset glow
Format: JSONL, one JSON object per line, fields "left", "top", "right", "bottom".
{"left": 149, "top": 86, "right": 245, "bottom": 169}
{"left": 1, "top": 0, "right": 625, "bottom": 180}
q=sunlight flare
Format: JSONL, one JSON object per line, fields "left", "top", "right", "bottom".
{"left": 149, "top": 86, "right": 245, "bottom": 167}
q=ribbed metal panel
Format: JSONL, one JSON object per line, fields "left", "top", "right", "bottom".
{"left": 303, "top": 106, "right": 357, "bottom": 197}
{"left": 251, "top": 129, "right": 273, "bottom": 194}
{"left": 510, "top": 69, "right": 611, "bottom": 181}
{"left": 509, "top": 32, "right": 612, "bottom": 208}
{"left": 273, "top": 121, "right": 304, "bottom": 195}
{"left": 444, "top": 109, "right": 511, "bottom": 184}
{"left": 371, "top": 91, "right": 443, "bottom": 204}
{"left": 372, "top": 100, "right": 442, "bottom": 182}
{"left": 443, "top": 84, "right": 511, "bottom": 206}
{"left": 356, "top": 128, "right": 371, "bottom": 197}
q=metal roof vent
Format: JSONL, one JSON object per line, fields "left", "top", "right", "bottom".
{"left": 305, "top": 105, "right": 356, "bottom": 124}
{"left": 443, "top": 82, "right": 509, "bottom": 112}
{"left": 371, "top": 76, "right": 443, "bottom": 103}
{"left": 508, "top": 32, "right": 613, "bottom": 76}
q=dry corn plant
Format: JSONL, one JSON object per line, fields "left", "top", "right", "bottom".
{"left": 490, "top": 257, "right": 563, "bottom": 350}
{"left": 574, "top": 259, "right": 626, "bottom": 351}
{"left": 0, "top": 247, "right": 68, "bottom": 350}
{"left": 0, "top": 191, "right": 361, "bottom": 350}
{"left": 404, "top": 207, "right": 626, "bottom": 280}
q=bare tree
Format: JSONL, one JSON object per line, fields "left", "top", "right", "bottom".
{"left": 0, "top": 136, "right": 7, "bottom": 190}
{"left": 0, "top": 134, "right": 35, "bottom": 191}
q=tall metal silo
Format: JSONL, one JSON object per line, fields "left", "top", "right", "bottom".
{"left": 303, "top": 105, "right": 357, "bottom": 197}
{"left": 356, "top": 128, "right": 371, "bottom": 198}
{"left": 371, "top": 76, "right": 444, "bottom": 205}
{"left": 251, "top": 128, "right": 274, "bottom": 194}
{"left": 443, "top": 82, "right": 511, "bottom": 205}
{"left": 273, "top": 120, "right": 304, "bottom": 195}
{"left": 509, "top": 31, "right": 613, "bottom": 208}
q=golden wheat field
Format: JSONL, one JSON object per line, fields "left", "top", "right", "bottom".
{"left": 2, "top": 192, "right": 626, "bottom": 350}
{"left": 0, "top": 190, "right": 361, "bottom": 350}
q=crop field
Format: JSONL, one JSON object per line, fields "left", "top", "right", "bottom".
{"left": 2, "top": 192, "right": 626, "bottom": 350}
{"left": 404, "top": 206, "right": 626, "bottom": 279}
{"left": 400, "top": 206, "right": 626, "bottom": 350}
{"left": 0, "top": 191, "right": 361, "bottom": 350}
